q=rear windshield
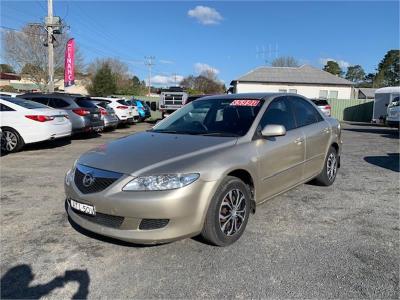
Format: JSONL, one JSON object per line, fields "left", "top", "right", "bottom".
{"left": 312, "top": 99, "right": 329, "bottom": 106}
{"left": 4, "top": 97, "right": 49, "bottom": 109}
{"left": 117, "top": 99, "right": 130, "bottom": 106}
{"left": 75, "top": 98, "right": 97, "bottom": 108}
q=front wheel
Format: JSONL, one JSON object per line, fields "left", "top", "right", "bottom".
{"left": 201, "top": 176, "right": 251, "bottom": 246}
{"left": 314, "top": 146, "right": 338, "bottom": 186}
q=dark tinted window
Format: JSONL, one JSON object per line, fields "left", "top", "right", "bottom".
{"left": 50, "top": 98, "right": 69, "bottom": 108}
{"left": 0, "top": 103, "right": 14, "bottom": 111}
{"left": 311, "top": 99, "right": 329, "bottom": 106}
{"left": 259, "top": 97, "right": 295, "bottom": 130}
{"left": 117, "top": 100, "right": 129, "bottom": 106}
{"left": 75, "top": 98, "right": 97, "bottom": 108}
{"left": 289, "top": 97, "right": 323, "bottom": 127}
{"left": 28, "top": 97, "right": 50, "bottom": 106}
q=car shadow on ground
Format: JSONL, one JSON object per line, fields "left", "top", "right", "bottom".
{"left": 364, "top": 153, "right": 399, "bottom": 172}
{"left": 343, "top": 127, "right": 399, "bottom": 139}
{"left": 71, "top": 132, "right": 102, "bottom": 140}
{"left": 0, "top": 264, "right": 90, "bottom": 299}
{"left": 22, "top": 137, "right": 72, "bottom": 152}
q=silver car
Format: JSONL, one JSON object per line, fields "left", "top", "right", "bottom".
{"left": 92, "top": 101, "right": 119, "bottom": 130}
{"left": 65, "top": 93, "right": 341, "bottom": 246}
{"left": 19, "top": 93, "right": 104, "bottom": 134}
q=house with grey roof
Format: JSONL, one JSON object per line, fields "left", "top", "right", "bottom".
{"left": 230, "top": 65, "right": 355, "bottom": 99}
{"left": 357, "top": 88, "right": 376, "bottom": 99}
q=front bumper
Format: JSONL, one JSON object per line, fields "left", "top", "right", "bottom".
{"left": 65, "top": 174, "right": 218, "bottom": 244}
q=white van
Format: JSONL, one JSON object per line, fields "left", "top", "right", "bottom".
{"left": 386, "top": 95, "right": 400, "bottom": 128}
{"left": 372, "top": 87, "right": 400, "bottom": 123}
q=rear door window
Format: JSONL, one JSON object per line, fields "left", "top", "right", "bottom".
{"left": 0, "top": 103, "right": 15, "bottom": 111}
{"left": 289, "top": 96, "right": 323, "bottom": 127}
{"left": 117, "top": 100, "right": 129, "bottom": 106}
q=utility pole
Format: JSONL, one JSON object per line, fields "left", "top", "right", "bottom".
{"left": 47, "top": 0, "right": 54, "bottom": 92}
{"left": 172, "top": 73, "right": 178, "bottom": 86}
{"left": 145, "top": 56, "right": 155, "bottom": 96}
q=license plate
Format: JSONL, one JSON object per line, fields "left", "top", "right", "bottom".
{"left": 70, "top": 199, "right": 96, "bottom": 215}
{"left": 55, "top": 117, "right": 64, "bottom": 123}
{"left": 93, "top": 114, "right": 99, "bottom": 119}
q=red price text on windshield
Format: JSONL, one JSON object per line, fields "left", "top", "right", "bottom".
{"left": 230, "top": 100, "right": 260, "bottom": 107}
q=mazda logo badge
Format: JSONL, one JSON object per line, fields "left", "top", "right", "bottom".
{"left": 82, "top": 172, "right": 95, "bottom": 187}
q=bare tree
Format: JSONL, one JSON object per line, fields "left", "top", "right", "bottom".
{"left": 271, "top": 56, "right": 299, "bottom": 67}
{"left": 1, "top": 25, "right": 83, "bottom": 91}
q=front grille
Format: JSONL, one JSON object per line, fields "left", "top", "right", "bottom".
{"left": 72, "top": 208, "right": 124, "bottom": 228}
{"left": 139, "top": 219, "right": 169, "bottom": 230}
{"left": 74, "top": 164, "right": 122, "bottom": 194}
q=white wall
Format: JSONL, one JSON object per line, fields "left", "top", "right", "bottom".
{"left": 235, "top": 82, "right": 353, "bottom": 99}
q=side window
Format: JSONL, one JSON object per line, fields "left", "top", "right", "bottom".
{"left": 0, "top": 104, "right": 15, "bottom": 111}
{"left": 259, "top": 97, "right": 295, "bottom": 131}
{"left": 30, "top": 98, "right": 50, "bottom": 106}
{"left": 50, "top": 98, "right": 69, "bottom": 108}
{"left": 290, "top": 97, "right": 323, "bottom": 127}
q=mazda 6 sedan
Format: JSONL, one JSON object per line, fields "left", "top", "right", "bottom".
{"left": 65, "top": 93, "right": 342, "bottom": 246}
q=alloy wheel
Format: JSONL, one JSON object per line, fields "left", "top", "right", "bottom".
{"left": 1, "top": 131, "right": 18, "bottom": 152}
{"left": 327, "top": 153, "right": 337, "bottom": 181}
{"left": 219, "top": 189, "right": 246, "bottom": 236}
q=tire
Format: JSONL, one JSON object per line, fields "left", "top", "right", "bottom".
{"left": 314, "top": 146, "right": 338, "bottom": 186}
{"left": 1, "top": 127, "right": 24, "bottom": 153}
{"left": 201, "top": 176, "right": 251, "bottom": 246}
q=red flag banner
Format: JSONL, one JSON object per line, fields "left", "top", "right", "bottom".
{"left": 64, "top": 38, "right": 75, "bottom": 87}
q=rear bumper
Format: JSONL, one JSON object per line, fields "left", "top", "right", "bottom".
{"left": 387, "top": 120, "right": 400, "bottom": 127}
{"left": 23, "top": 123, "right": 72, "bottom": 144}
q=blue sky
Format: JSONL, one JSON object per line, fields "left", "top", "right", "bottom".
{"left": 1, "top": 1, "right": 399, "bottom": 86}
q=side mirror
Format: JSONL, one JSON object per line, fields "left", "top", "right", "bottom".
{"left": 261, "top": 124, "right": 286, "bottom": 137}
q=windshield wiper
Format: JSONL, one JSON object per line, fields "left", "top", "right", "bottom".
{"left": 200, "top": 132, "right": 240, "bottom": 137}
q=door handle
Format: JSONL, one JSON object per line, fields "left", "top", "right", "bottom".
{"left": 294, "top": 137, "right": 304, "bottom": 145}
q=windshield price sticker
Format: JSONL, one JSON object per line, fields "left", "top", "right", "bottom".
{"left": 230, "top": 100, "right": 260, "bottom": 107}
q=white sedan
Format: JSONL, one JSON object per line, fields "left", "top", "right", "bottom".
{"left": 91, "top": 97, "right": 139, "bottom": 125}
{"left": 0, "top": 97, "right": 72, "bottom": 153}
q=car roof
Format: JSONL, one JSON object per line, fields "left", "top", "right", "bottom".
{"left": 197, "top": 93, "right": 288, "bottom": 101}
{"left": 19, "top": 92, "right": 85, "bottom": 100}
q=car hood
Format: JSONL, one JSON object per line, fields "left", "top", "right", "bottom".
{"left": 78, "top": 132, "right": 237, "bottom": 175}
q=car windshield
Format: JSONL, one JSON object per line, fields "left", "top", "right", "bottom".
{"left": 152, "top": 98, "right": 264, "bottom": 136}
{"left": 4, "top": 97, "right": 50, "bottom": 109}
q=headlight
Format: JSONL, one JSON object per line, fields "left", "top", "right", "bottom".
{"left": 123, "top": 173, "right": 200, "bottom": 191}
{"left": 65, "top": 169, "right": 74, "bottom": 186}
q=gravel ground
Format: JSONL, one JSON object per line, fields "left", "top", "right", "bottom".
{"left": 1, "top": 123, "right": 399, "bottom": 299}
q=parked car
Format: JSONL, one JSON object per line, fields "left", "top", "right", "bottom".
{"left": 185, "top": 94, "right": 210, "bottom": 105}
{"left": 65, "top": 93, "right": 341, "bottom": 246}
{"left": 0, "top": 92, "right": 20, "bottom": 98}
{"left": 19, "top": 93, "right": 104, "bottom": 134}
{"left": 386, "top": 96, "right": 400, "bottom": 128}
{"left": 91, "top": 97, "right": 138, "bottom": 125}
{"left": 127, "top": 99, "right": 151, "bottom": 121}
{"left": 311, "top": 98, "right": 331, "bottom": 116}
{"left": 91, "top": 101, "right": 119, "bottom": 130}
{"left": 0, "top": 97, "right": 71, "bottom": 153}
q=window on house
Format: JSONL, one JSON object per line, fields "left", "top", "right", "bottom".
{"left": 289, "top": 89, "right": 297, "bottom": 94}
{"left": 328, "top": 91, "right": 338, "bottom": 99}
{"left": 319, "top": 90, "right": 328, "bottom": 99}
{"left": 279, "top": 89, "right": 287, "bottom": 93}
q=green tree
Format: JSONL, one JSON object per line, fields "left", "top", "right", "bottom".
{"left": 323, "top": 61, "right": 343, "bottom": 76}
{"left": 374, "top": 49, "right": 400, "bottom": 87}
{"left": 88, "top": 64, "right": 116, "bottom": 96}
{"left": 345, "top": 65, "right": 365, "bottom": 82}
{"left": 0, "top": 64, "right": 15, "bottom": 73}
{"left": 271, "top": 56, "right": 299, "bottom": 67}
